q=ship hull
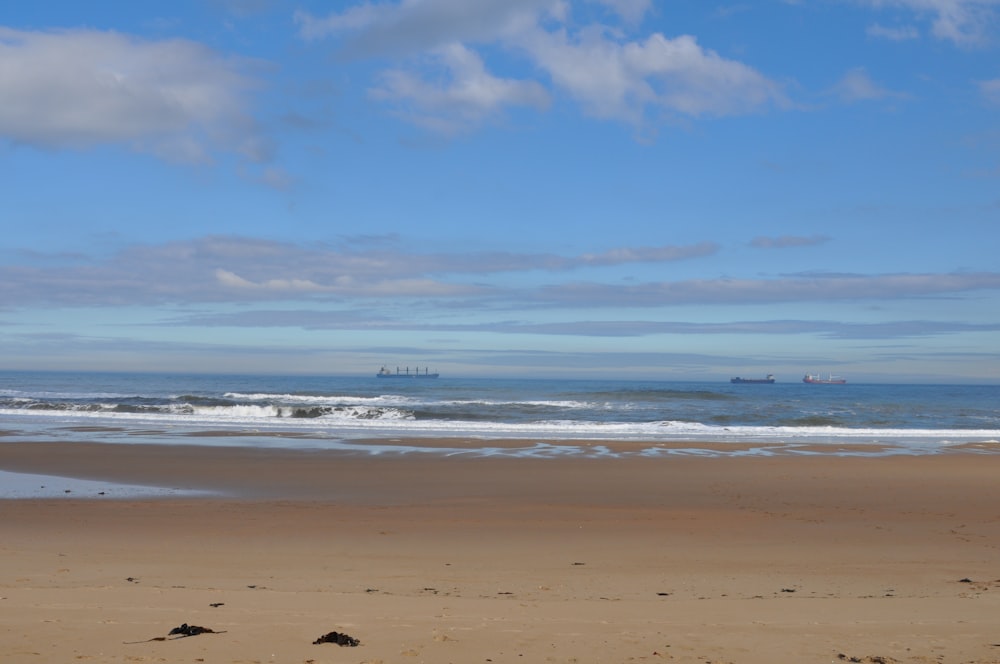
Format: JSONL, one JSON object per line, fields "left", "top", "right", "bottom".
{"left": 731, "top": 374, "right": 775, "bottom": 384}
{"left": 377, "top": 366, "right": 439, "bottom": 378}
{"left": 803, "top": 374, "right": 846, "bottom": 384}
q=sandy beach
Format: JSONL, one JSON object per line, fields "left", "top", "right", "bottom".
{"left": 2, "top": 441, "right": 999, "bottom": 663}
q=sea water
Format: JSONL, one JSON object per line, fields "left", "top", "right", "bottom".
{"left": 1, "top": 371, "right": 998, "bottom": 457}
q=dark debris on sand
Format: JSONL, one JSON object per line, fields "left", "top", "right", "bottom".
{"left": 313, "top": 630, "right": 361, "bottom": 646}
{"left": 837, "top": 653, "right": 896, "bottom": 663}
{"left": 124, "top": 623, "right": 226, "bottom": 644}
{"left": 168, "top": 623, "right": 222, "bottom": 637}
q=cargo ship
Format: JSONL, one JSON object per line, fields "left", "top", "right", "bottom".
{"left": 377, "top": 366, "right": 439, "bottom": 378}
{"left": 730, "top": 374, "right": 775, "bottom": 384}
{"left": 802, "top": 373, "right": 846, "bottom": 384}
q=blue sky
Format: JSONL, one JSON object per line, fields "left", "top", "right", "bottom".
{"left": 1, "top": 0, "right": 999, "bottom": 382}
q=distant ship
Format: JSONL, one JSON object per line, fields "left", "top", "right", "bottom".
{"left": 730, "top": 374, "right": 775, "bottom": 384}
{"left": 377, "top": 366, "right": 439, "bottom": 378}
{"left": 803, "top": 373, "right": 846, "bottom": 384}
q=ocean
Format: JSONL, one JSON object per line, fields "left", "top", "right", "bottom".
{"left": 1, "top": 370, "right": 998, "bottom": 458}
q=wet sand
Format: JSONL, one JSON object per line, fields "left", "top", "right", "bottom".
{"left": 1, "top": 441, "right": 999, "bottom": 663}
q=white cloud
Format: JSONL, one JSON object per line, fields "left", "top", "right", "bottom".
{"left": 0, "top": 27, "right": 263, "bottom": 163}
{"left": 980, "top": 78, "right": 1000, "bottom": 105}
{"left": 400, "top": 318, "right": 1000, "bottom": 339}
{"left": 1, "top": 236, "right": 721, "bottom": 307}
{"left": 294, "top": 0, "right": 556, "bottom": 53}
{"left": 294, "top": 2, "right": 384, "bottom": 40}
{"left": 858, "top": 0, "right": 999, "bottom": 46}
{"left": 829, "top": 66, "right": 904, "bottom": 103}
{"left": 253, "top": 165, "right": 295, "bottom": 190}
{"left": 369, "top": 43, "right": 551, "bottom": 135}
{"left": 519, "top": 29, "right": 786, "bottom": 124}
{"left": 535, "top": 272, "right": 1000, "bottom": 306}
{"left": 214, "top": 267, "right": 478, "bottom": 297}
{"left": 296, "top": 1, "right": 786, "bottom": 133}
{"left": 215, "top": 269, "right": 329, "bottom": 292}
{"left": 4, "top": 236, "right": 999, "bottom": 309}
{"left": 578, "top": 242, "right": 719, "bottom": 264}
{"left": 866, "top": 22, "right": 921, "bottom": 39}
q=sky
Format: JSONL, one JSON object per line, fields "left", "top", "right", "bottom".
{"left": 1, "top": 0, "right": 999, "bottom": 383}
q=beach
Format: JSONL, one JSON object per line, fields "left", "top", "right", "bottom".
{"left": 2, "top": 441, "right": 999, "bottom": 663}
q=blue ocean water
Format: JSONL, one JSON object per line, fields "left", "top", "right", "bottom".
{"left": 1, "top": 371, "right": 998, "bottom": 456}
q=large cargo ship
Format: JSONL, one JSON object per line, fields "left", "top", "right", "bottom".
{"left": 377, "top": 366, "right": 439, "bottom": 378}
{"left": 730, "top": 374, "right": 775, "bottom": 384}
{"left": 803, "top": 373, "right": 846, "bottom": 384}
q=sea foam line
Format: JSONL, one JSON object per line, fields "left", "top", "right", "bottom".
{"left": 3, "top": 407, "right": 999, "bottom": 445}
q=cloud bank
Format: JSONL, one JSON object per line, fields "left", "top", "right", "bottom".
{"left": 2, "top": 236, "right": 998, "bottom": 309}
{"left": 4, "top": 1, "right": 994, "bottom": 160}
{"left": 162, "top": 310, "right": 1000, "bottom": 341}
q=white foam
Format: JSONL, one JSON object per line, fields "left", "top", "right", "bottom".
{"left": 3, "top": 407, "right": 999, "bottom": 451}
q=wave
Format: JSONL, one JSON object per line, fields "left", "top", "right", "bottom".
{"left": 1, "top": 389, "right": 120, "bottom": 399}
{"left": 775, "top": 415, "right": 846, "bottom": 427}
{"left": 4, "top": 406, "right": 997, "bottom": 447}
{"left": 224, "top": 392, "right": 415, "bottom": 406}
{"left": 0, "top": 400, "right": 415, "bottom": 422}
{"left": 180, "top": 404, "right": 414, "bottom": 421}
{"left": 225, "top": 391, "right": 596, "bottom": 411}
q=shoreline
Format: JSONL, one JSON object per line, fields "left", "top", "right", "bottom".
{"left": 2, "top": 441, "right": 999, "bottom": 662}
{"left": 2, "top": 428, "right": 999, "bottom": 465}
{"left": 2, "top": 439, "right": 1000, "bottom": 501}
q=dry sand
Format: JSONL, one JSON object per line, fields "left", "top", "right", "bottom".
{"left": 1, "top": 441, "right": 999, "bottom": 663}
